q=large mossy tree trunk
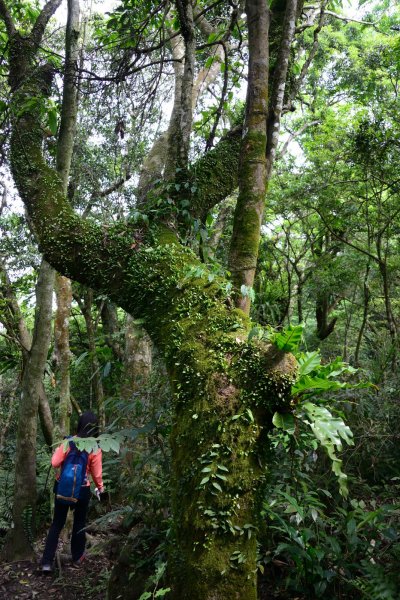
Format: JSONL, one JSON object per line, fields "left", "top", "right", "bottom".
{"left": 3, "top": 1, "right": 298, "bottom": 596}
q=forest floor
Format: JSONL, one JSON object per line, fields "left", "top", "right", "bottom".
{"left": 0, "top": 530, "right": 113, "bottom": 600}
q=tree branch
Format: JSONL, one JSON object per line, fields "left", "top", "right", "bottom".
{"left": 30, "top": 0, "right": 63, "bottom": 48}
{"left": 266, "top": 0, "right": 300, "bottom": 178}
{"left": 165, "top": 0, "right": 195, "bottom": 176}
{"left": 56, "top": 0, "right": 80, "bottom": 190}
{"left": 0, "top": 0, "right": 15, "bottom": 37}
{"left": 285, "top": 0, "right": 327, "bottom": 111}
{"left": 228, "top": 0, "right": 270, "bottom": 313}
{"left": 278, "top": 119, "right": 320, "bottom": 156}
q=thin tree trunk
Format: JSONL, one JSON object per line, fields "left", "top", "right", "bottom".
{"left": 53, "top": 0, "right": 80, "bottom": 436}
{"left": 165, "top": 0, "right": 195, "bottom": 177}
{"left": 0, "top": 262, "right": 54, "bottom": 446}
{"left": 378, "top": 259, "right": 397, "bottom": 345}
{"left": 54, "top": 274, "right": 73, "bottom": 436}
{"left": 228, "top": 0, "right": 270, "bottom": 314}
{"left": 266, "top": 0, "right": 299, "bottom": 178}
{"left": 100, "top": 300, "right": 124, "bottom": 361}
{"left": 2, "top": 260, "right": 55, "bottom": 560}
{"left": 80, "top": 290, "right": 105, "bottom": 428}
{"left": 120, "top": 315, "right": 152, "bottom": 400}
{"left": 38, "top": 384, "right": 54, "bottom": 447}
{"left": 354, "top": 262, "right": 371, "bottom": 366}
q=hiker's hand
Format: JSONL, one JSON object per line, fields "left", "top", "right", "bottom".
{"left": 94, "top": 487, "right": 101, "bottom": 501}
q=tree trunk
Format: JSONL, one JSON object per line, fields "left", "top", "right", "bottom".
{"left": 80, "top": 289, "right": 105, "bottom": 428}
{"left": 100, "top": 300, "right": 124, "bottom": 361}
{"left": 316, "top": 292, "right": 338, "bottom": 340}
{"left": 52, "top": 0, "right": 80, "bottom": 436}
{"left": 120, "top": 315, "right": 152, "bottom": 400}
{"left": 5, "top": 1, "right": 298, "bottom": 592}
{"left": 0, "top": 262, "right": 54, "bottom": 446}
{"left": 54, "top": 274, "right": 73, "bottom": 436}
{"left": 107, "top": 315, "right": 153, "bottom": 600}
{"left": 2, "top": 260, "right": 55, "bottom": 560}
{"left": 354, "top": 263, "right": 370, "bottom": 366}
{"left": 228, "top": 0, "right": 269, "bottom": 314}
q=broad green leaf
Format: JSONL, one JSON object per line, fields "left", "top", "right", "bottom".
{"left": 154, "top": 589, "right": 171, "bottom": 598}
{"left": 270, "top": 324, "right": 304, "bottom": 352}
{"left": 292, "top": 376, "right": 344, "bottom": 395}
{"left": 303, "top": 403, "right": 353, "bottom": 447}
{"left": 300, "top": 402, "right": 353, "bottom": 497}
{"left": 297, "top": 351, "right": 322, "bottom": 376}
{"left": 212, "top": 481, "right": 223, "bottom": 492}
{"left": 272, "top": 412, "right": 295, "bottom": 434}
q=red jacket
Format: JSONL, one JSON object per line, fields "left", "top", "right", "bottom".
{"left": 52, "top": 440, "right": 104, "bottom": 491}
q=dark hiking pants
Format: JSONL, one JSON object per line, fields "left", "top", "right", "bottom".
{"left": 41, "top": 485, "right": 91, "bottom": 565}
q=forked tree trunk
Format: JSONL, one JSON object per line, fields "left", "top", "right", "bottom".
{"left": 5, "top": 0, "right": 297, "bottom": 595}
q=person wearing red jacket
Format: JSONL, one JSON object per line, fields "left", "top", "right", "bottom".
{"left": 41, "top": 411, "right": 104, "bottom": 572}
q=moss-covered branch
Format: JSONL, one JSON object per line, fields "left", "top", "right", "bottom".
{"left": 189, "top": 125, "right": 242, "bottom": 219}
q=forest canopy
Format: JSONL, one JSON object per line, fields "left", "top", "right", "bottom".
{"left": 0, "top": 0, "right": 400, "bottom": 599}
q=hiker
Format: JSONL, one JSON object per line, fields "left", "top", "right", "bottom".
{"left": 41, "top": 411, "right": 105, "bottom": 572}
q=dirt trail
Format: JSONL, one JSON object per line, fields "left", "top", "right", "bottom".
{"left": 0, "top": 535, "right": 112, "bottom": 600}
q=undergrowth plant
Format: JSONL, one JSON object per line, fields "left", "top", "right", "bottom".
{"left": 257, "top": 324, "right": 400, "bottom": 599}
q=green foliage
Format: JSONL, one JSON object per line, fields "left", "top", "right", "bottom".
{"left": 138, "top": 561, "right": 171, "bottom": 599}
{"left": 260, "top": 408, "right": 400, "bottom": 600}
{"left": 273, "top": 347, "right": 363, "bottom": 496}
{"left": 269, "top": 324, "right": 304, "bottom": 352}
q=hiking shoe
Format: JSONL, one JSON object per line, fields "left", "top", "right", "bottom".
{"left": 71, "top": 553, "right": 86, "bottom": 568}
{"left": 41, "top": 564, "right": 52, "bottom": 574}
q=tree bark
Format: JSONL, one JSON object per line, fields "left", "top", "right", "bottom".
{"left": 53, "top": 0, "right": 80, "bottom": 436}
{"left": 0, "top": 262, "right": 54, "bottom": 446}
{"left": 100, "top": 300, "right": 124, "bottom": 361}
{"left": 228, "top": 0, "right": 270, "bottom": 314}
{"left": 77, "top": 289, "right": 105, "bottom": 428}
{"left": 54, "top": 274, "right": 73, "bottom": 436}
{"left": 2, "top": 259, "right": 55, "bottom": 560}
{"left": 354, "top": 262, "right": 371, "bottom": 366}
{"left": 120, "top": 314, "right": 152, "bottom": 400}
{"left": 165, "top": 0, "right": 195, "bottom": 178}
{"left": 266, "top": 0, "right": 299, "bottom": 179}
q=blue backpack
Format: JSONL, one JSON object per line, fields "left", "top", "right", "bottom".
{"left": 56, "top": 438, "right": 89, "bottom": 505}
